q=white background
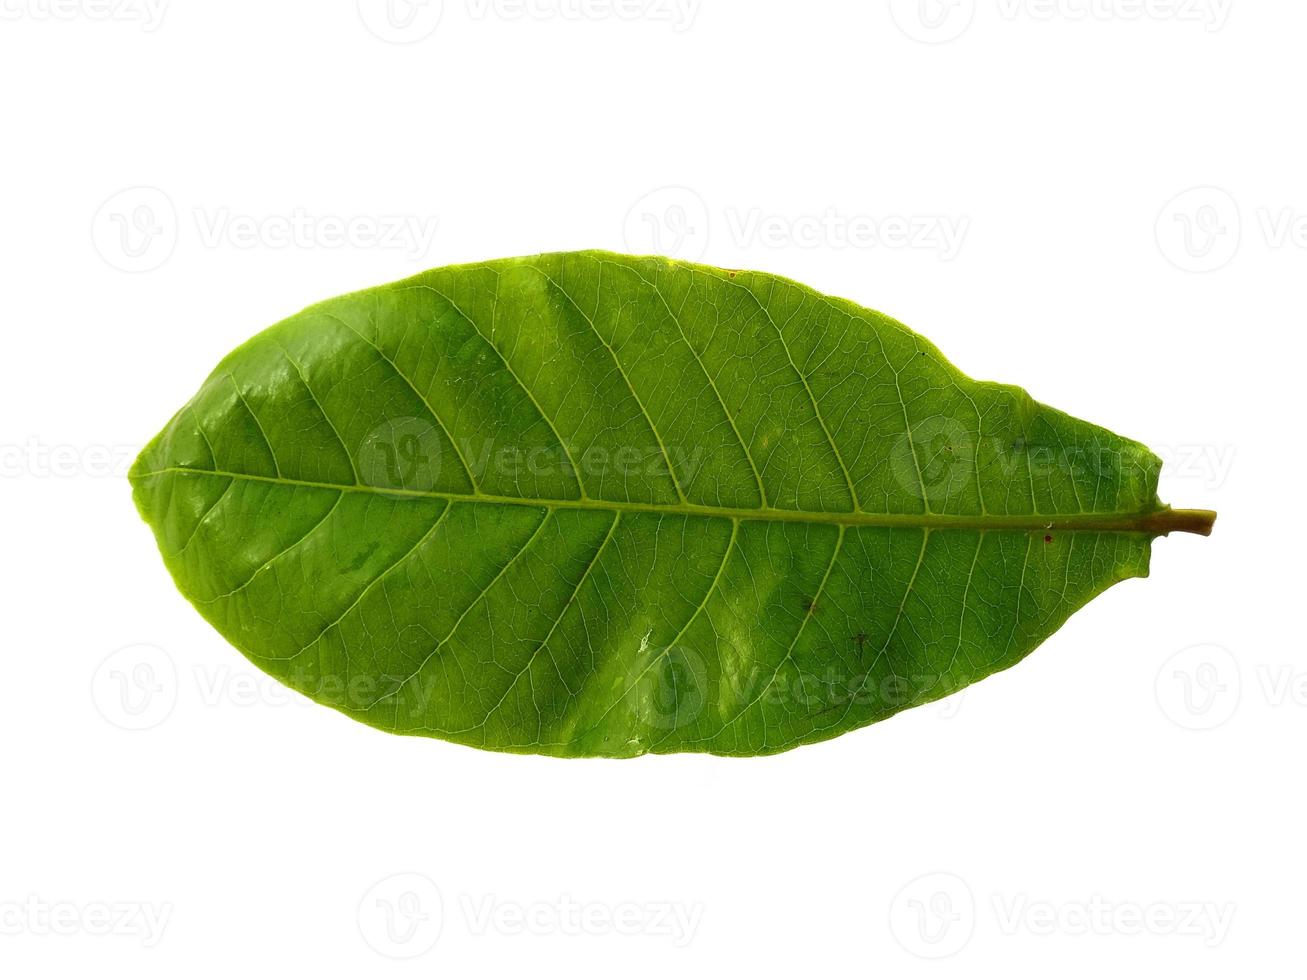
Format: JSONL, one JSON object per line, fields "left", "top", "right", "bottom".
{"left": 0, "top": 1, "right": 1298, "bottom": 976}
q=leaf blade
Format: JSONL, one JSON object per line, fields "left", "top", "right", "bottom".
{"left": 131, "top": 250, "right": 1201, "bottom": 756}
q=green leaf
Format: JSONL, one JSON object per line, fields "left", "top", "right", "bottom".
{"left": 130, "top": 251, "right": 1214, "bottom": 757}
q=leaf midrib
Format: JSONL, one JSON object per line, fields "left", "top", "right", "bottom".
{"left": 134, "top": 465, "right": 1191, "bottom": 534}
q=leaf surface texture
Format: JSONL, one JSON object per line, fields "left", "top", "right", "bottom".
{"left": 132, "top": 251, "right": 1174, "bottom": 756}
